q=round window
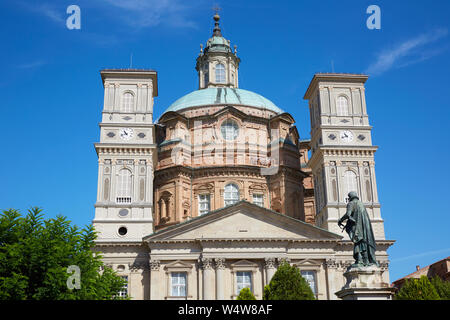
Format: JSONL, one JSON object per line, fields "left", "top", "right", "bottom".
{"left": 118, "top": 227, "right": 128, "bottom": 236}
{"left": 221, "top": 119, "right": 239, "bottom": 141}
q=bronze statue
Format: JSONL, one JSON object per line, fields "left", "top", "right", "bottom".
{"left": 338, "top": 192, "right": 378, "bottom": 267}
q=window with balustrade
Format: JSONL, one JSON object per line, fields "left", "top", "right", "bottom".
{"left": 117, "top": 168, "right": 132, "bottom": 203}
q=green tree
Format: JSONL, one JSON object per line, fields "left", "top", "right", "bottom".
{"left": 236, "top": 287, "right": 256, "bottom": 300}
{"left": 395, "top": 276, "right": 440, "bottom": 300}
{"left": 430, "top": 276, "right": 450, "bottom": 300}
{"left": 263, "top": 262, "right": 315, "bottom": 300}
{"left": 0, "top": 208, "right": 127, "bottom": 300}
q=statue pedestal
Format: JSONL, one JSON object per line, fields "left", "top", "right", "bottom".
{"left": 335, "top": 265, "right": 395, "bottom": 300}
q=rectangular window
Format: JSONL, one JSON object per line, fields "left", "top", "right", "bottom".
{"left": 171, "top": 272, "right": 187, "bottom": 297}
{"left": 300, "top": 270, "right": 317, "bottom": 296}
{"left": 118, "top": 276, "right": 128, "bottom": 298}
{"left": 198, "top": 194, "right": 210, "bottom": 215}
{"left": 236, "top": 271, "right": 252, "bottom": 295}
{"left": 252, "top": 194, "right": 263, "bottom": 207}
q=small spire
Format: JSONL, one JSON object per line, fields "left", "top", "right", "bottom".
{"left": 212, "top": 6, "right": 222, "bottom": 37}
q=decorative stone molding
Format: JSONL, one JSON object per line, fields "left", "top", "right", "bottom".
{"left": 150, "top": 259, "right": 160, "bottom": 271}
{"left": 130, "top": 260, "right": 149, "bottom": 272}
{"left": 215, "top": 258, "right": 226, "bottom": 270}
{"left": 264, "top": 257, "right": 277, "bottom": 269}
{"left": 378, "top": 261, "right": 389, "bottom": 271}
{"left": 277, "top": 257, "right": 291, "bottom": 266}
{"left": 337, "top": 260, "right": 353, "bottom": 271}
{"left": 324, "top": 259, "right": 338, "bottom": 269}
{"left": 200, "top": 257, "right": 214, "bottom": 270}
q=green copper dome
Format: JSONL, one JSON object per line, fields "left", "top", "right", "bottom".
{"left": 164, "top": 87, "right": 284, "bottom": 114}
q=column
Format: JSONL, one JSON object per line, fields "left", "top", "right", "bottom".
{"left": 111, "top": 159, "right": 117, "bottom": 204}
{"left": 201, "top": 258, "right": 215, "bottom": 300}
{"left": 324, "top": 259, "right": 338, "bottom": 300}
{"left": 146, "top": 83, "right": 152, "bottom": 114}
{"left": 149, "top": 259, "right": 160, "bottom": 300}
{"left": 136, "top": 83, "right": 142, "bottom": 112}
{"left": 215, "top": 258, "right": 225, "bottom": 300}
{"left": 146, "top": 153, "right": 153, "bottom": 199}
{"left": 368, "top": 160, "right": 379, "bottom": 203}
{"left": 329, "top": 86, "right": 335, "bottom": 115}
{"left": 133, "top": 159, "right": 139, "bottom": 205}
{"left": 264, "top": 258, "right": 277, "bottom": 285}
{"left": 97, "top": 159, "right": 104, "bottom": 202}
{"left": 114, "top": 83, "right": 120, "bottom": 111}
{"left": 103, "top": 82, "right": 109, "bottom": 111}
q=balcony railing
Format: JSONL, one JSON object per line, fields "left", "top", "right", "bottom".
{"left": 116, "top": 197, "right": 132, "bottom": 204}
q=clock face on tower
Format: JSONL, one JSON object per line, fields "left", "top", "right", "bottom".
{"left": 340, "top": 130, "right": 354, "bottom": 143}
{"left": 119, "top": 128, "right": 134, "bottom": 140}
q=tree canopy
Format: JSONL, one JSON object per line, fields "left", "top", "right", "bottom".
{"left": 263, "top": 262, "right": 315, "bottom": 300}
{"left": 0, "top": 208, "right": 127, "bottom": 300}
{"left": 236, "top": 287, "right": 256, "bottom": 300}
{"left": 395, "top": 275, "right": 440, "bottom": 300}
{"left": 430, "top": 276, "right": 450, "bottom": 300}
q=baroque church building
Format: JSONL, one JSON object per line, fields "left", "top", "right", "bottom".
{"left": 92, "top": 14, "right": 393, "bottom": 300}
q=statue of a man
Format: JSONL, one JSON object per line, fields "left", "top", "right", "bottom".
{"left": 338, "top": 192, "right": 377, "bottom": 267}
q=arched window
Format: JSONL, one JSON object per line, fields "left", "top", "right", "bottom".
{"left": 215, "top": 63, "right": 225, "bottom": 83}
{"left": 224, "top": 183, "right": 239, "bottom": 206}
{"left": 221, "top": 119, "right": 239, "bottom": 141}
{"left": 343, "top": 170, "right": 357, "bottom": 202}
{"left": 117, "top": 169, "right": 132, "bottom": 203}
{"left": 336, "top": 96, "right": 349, "bottom": 116}
{"left": 122, "top": 92, "right": 134, "bottom": 113}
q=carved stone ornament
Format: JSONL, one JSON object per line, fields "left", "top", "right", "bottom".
{"left": 277, "top": 257, "right": 291, "bottom": 266}
{"left": 150, "top": 259, "right": 160, "bottom": 271}
{"left": 215, "top": 258, "right": 226, "bottom": 270}
{"left": 324, "top": 259, "right": 338, "bottom": 269}
{"left": 264, "top": 257, "right": 277, "bottom": 269}
{"left": 201, "top": 257, "right": 214, "bottom": 270}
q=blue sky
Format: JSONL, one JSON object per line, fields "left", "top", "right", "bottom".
{"left": 1, "top": 0, "right": 449, "bottom": 283}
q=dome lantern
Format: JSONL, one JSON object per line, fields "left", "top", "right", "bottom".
{"left": 195, "top": 13, "right": 240, "bottom": 90}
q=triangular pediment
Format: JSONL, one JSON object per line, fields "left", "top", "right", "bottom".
{"left": 144, "top": 201, "right": 342, "bottom": 242}
{"left": 294, "top": 259, "right": 323, "bottom": 267}
{"left": 164, "top": 260, "right": 193, "bottom": 270}
{"left": 230, "top": 260, "right": 259, "bottom": 268}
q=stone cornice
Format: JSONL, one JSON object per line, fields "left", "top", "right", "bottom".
{"left": 336, "top": 240, "right": 396, "bottom": 247}
{"left": 154, "top": 164, "right": 307, "bottom": 181}
{"left": 147, "top": 238, "right": 341, "bottom": 244}
{"left": 99, "top": 122, "right": 156, "bottom": 128}
{"left": 308, "top": 146, "right": 378, "bottom": 169}
{"left": 94, "top": 143, "right": 156, "bottom": 156}
{"left": 303, "top": 73, "right": 368, "bottom": 100}
{"left": 93, "top": 241, "right": 144, "bottom": 247}
{"left": 94, "top": 202, "right": 153, "bottom": 209}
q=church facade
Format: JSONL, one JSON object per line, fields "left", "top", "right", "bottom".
{"left": 92, "top": 14, "right": 394, "bottom": 300}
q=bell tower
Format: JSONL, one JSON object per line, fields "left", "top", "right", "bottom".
{"left": 93, "top": 69, "right": 157, "bottom": 242}
{"left": 304, "top": 73, "right": 386, "bottom": 240}
{"left": 196, "top": 13, "right": 240, "bottom": 89}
